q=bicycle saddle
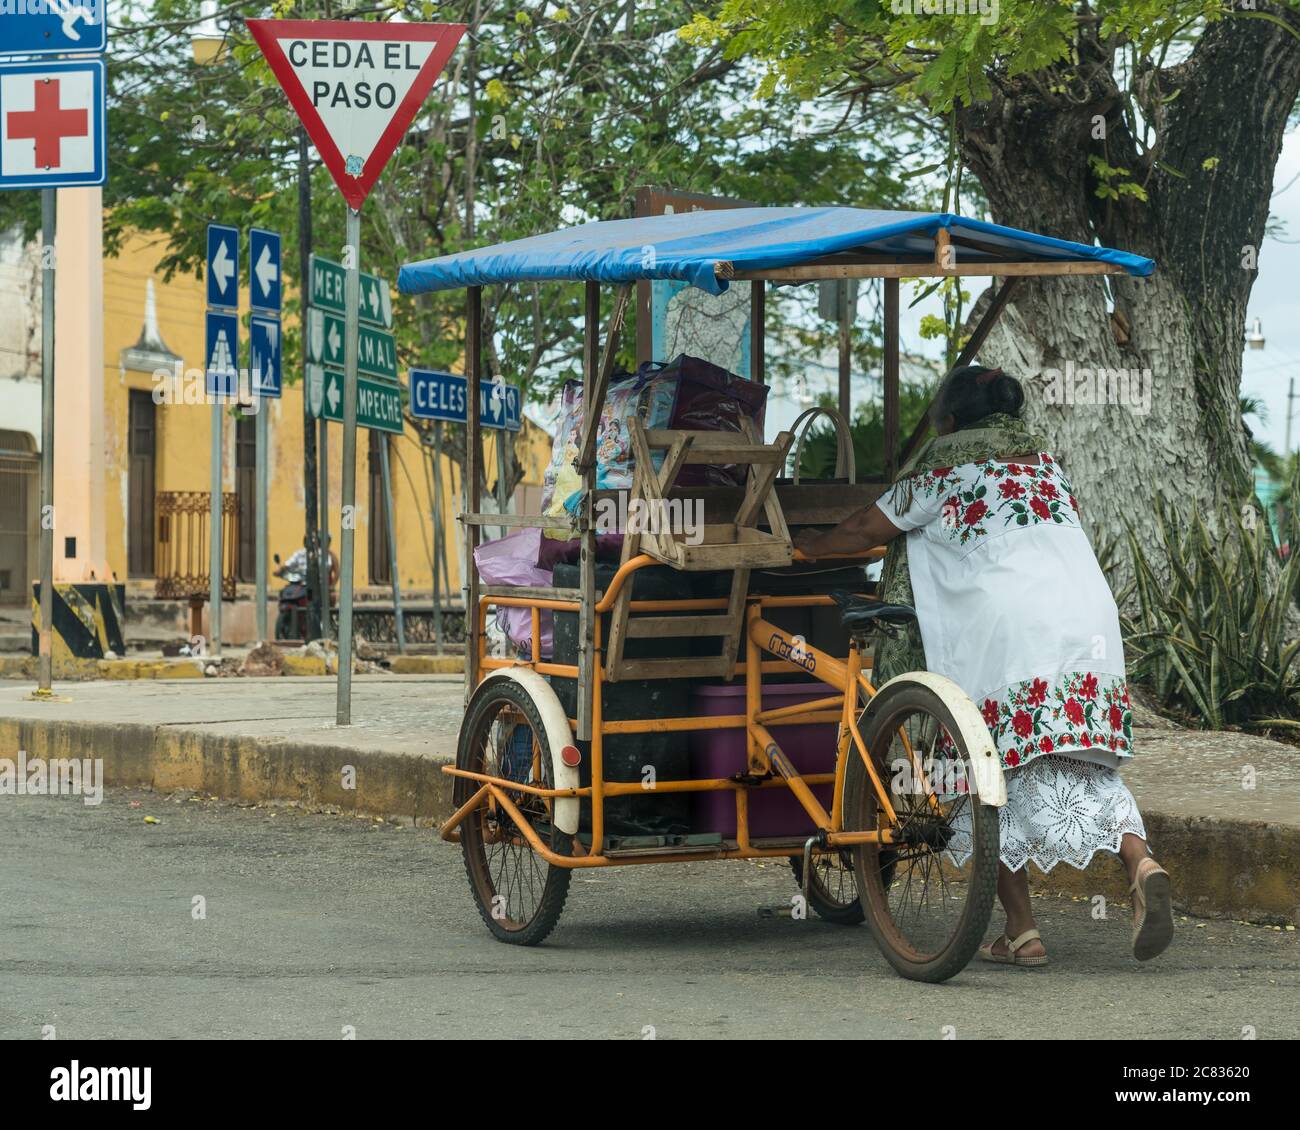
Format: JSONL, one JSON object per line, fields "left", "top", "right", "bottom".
{"left": 829, "top": 590, "right": 918, "bottom": 632}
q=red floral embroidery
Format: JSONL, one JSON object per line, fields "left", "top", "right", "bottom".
{"left": 980, "top": 671, "right": 1133, "bottom": 771}
{"left": 908, "top": 454, "right": 1079, "bottom": 545}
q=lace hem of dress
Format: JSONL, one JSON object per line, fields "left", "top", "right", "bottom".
{"left": 943, "top": 754, "right": 1147, "bottom": 874}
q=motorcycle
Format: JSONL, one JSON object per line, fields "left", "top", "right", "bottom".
{"left": 273, "top": 553, "right": 310, "bottom": 641}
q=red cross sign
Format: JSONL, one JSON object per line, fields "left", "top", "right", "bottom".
{"left": 7, "top": 80, "right": 88, "bottom": 169}
{"left": 0, "top": 60, "right": 106, "bottom": 190}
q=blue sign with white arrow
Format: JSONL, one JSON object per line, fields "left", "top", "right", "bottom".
{"left": 0, "top": 1, "right": 108, "bottom": 57}
{"left": 249, "top": 314, "right": 281, "bottom": 398}
{"left": 248, "top": 227, "right": 281, "bottom": 313}
{"left": 205, "top": 310, "right": 239, "bottom": 399}
{"left": 206, "top": 223, "right": 238, "bottom": 311}
{"left": 409, "top": 369, "right": 521, "bottom": 431}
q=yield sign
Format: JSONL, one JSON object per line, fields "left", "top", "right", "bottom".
{"left": 247, "top": 19, "right": 465, "bottom": 211}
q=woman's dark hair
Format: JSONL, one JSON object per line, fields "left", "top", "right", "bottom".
{"left": 930, "top": 364, "right": 1024, "bottom": 430}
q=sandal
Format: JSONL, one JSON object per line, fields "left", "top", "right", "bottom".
{"left": 978, "top": 928, "right": 1049, "bottom": 967}
{"left": 1131, "top": 857, "right": 1174, "bottom": 961}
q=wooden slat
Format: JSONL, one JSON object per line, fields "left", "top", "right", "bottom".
{"left": 642, "top": 429, "right": 763, "bottom": 449}
{"left": 623, "top": 614, "right": 737, "bottom": 639}
{"left": 461, "top": 512, "right": 571, "bottom": 529}
{"left": 614, "top": 656, "right": 733, "bottom": 680}
{"left": 481, "top": 585, "right": 581, "bottom": 601}
{"left": 720, "top": 260, "right": 1123, "bottom": 282}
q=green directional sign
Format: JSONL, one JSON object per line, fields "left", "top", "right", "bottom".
{"left": 309, "top": 254, "right": 393, "bottom": 329}
{"left": 306, "top": 308, "right": 397, "bottom": 381}
{"left": 309, "top": 365, "right": 404, "bottom": 434}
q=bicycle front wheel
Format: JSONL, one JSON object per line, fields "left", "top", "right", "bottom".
{"left": 843, "top": 675, "right": 1000, "bottom": 983}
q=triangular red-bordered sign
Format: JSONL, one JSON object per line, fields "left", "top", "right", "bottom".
{"left": 249, "top": 19, "right": 465, "bottom": 211}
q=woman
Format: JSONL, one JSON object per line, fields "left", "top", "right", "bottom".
{"left": 795, "top": 364, "right": 1173, "bottom": 967}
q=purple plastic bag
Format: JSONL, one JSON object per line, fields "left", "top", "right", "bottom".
{"left": 472, "top": 531, "right": 630, "bottom": 656}
{"left": 473, "top": 529, "right": 554, "bottom": 657}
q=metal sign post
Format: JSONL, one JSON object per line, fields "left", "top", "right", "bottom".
{"left": 208, "top": 397, "right": 222, "bottom": 658}
{"left": 250, "top": 230, "right": 282, "bottom": 644}
{"left": 248, "top": 17, "right": 465, "bottom": 725}
{"left": 378, "top": 439, "right": 406, "bottom": 653}
{"left": 204, "top": 225, "right": 238, "bottom": 660}
{"left": 255, "top": 404, "right": 268, "bottom": 641}
{"left": 35, "top": 189, "right": 55, "bottom": 695}
{"left": 336, "top": 208, "right": 361, "bottom": 725}
{"left": 1, "top": 27, "right": 108, "bottom": 696}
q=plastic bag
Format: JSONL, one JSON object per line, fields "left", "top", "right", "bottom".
{"left": 472, "top": 529, "right": 554, "bottom": 657}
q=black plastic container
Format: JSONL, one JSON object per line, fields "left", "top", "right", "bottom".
{"left": 687, "top": 564, "right": 869, "bottom": 680}
{"left": 551, "top": 561, "right": 694, "bottom": 837}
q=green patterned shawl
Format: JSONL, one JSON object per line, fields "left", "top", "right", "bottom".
{"left": 873, "top": 413, "right": 1049, "bottom": 684}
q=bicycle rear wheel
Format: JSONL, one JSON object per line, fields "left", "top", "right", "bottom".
{"left": 844, "top": 676, "right": 999, "bottom": 982}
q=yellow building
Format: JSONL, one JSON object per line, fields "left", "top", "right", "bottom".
{"left": 1, "top": 189, "right": 552, "bottom": 646}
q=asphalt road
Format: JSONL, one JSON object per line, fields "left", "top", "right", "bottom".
{"left": 2, "top": 788, "right": 1295, "bottom": 1040}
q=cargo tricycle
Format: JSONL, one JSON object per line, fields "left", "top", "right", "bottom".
{"left": 396, "top": 206, "right": 1151, "bottom": 982}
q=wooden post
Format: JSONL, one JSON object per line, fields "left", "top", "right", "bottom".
{"left": 750, "top": 280, "right": 765, "bottom": 385}
{"left": 883, "top": 277, "right": 900, "bottom": 479}
{"left": 465, "top": 286, "right": 483, "bottom": 703}
{"left": 577, "top": 281, "right": 600, "bottom": 740}
{"left": 896, "top": 277, "right": 1021, "bottom": 469}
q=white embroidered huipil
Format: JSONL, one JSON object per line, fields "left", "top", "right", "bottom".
{"left": 879, "top": 452, "right": 1146, "bottom": 872}
{"left": 879, "top": 452, "right": 1132, "bottom": 771}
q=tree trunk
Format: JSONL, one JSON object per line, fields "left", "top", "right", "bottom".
{"left": 954, "top": 7, "right": 1300, "bottom": 560}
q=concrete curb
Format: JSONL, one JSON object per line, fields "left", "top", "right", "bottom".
{"left": 1, "top": 713, "right": 1294, "bottom": 925}
{"left": 0, "top": 655, "right": 464, "bottom": 680}
{"left": 0, "top": 717, "right": 454, "bottom": 826}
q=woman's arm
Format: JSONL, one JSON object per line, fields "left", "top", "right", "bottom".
{"left": 793, "top": 503, "right": 905, "bottom": 558}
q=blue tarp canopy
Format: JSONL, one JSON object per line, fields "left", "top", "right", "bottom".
{"left": 398, "top": 207, "right": 1154, "bottom": 297}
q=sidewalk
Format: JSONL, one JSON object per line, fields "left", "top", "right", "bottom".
{"left": 0, "top": 677, "right": 1296, "bottom": 924}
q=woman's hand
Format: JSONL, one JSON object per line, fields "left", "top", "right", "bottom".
{"left": 794, "top": 528, "right": 825, "bottom": 558}
{"left": 793, "top": 505, "right": 906, "bottom": 559}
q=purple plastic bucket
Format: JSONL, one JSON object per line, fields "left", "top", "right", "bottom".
{"left": 688, "top": 682, "right": 837, "bottom": 839}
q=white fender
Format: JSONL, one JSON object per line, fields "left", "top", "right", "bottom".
{"left": 481, "top": 668, "right": 581, "bottom": 834}
{"left": 865, "top": 671, "right": 1007, "bottom": 807}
